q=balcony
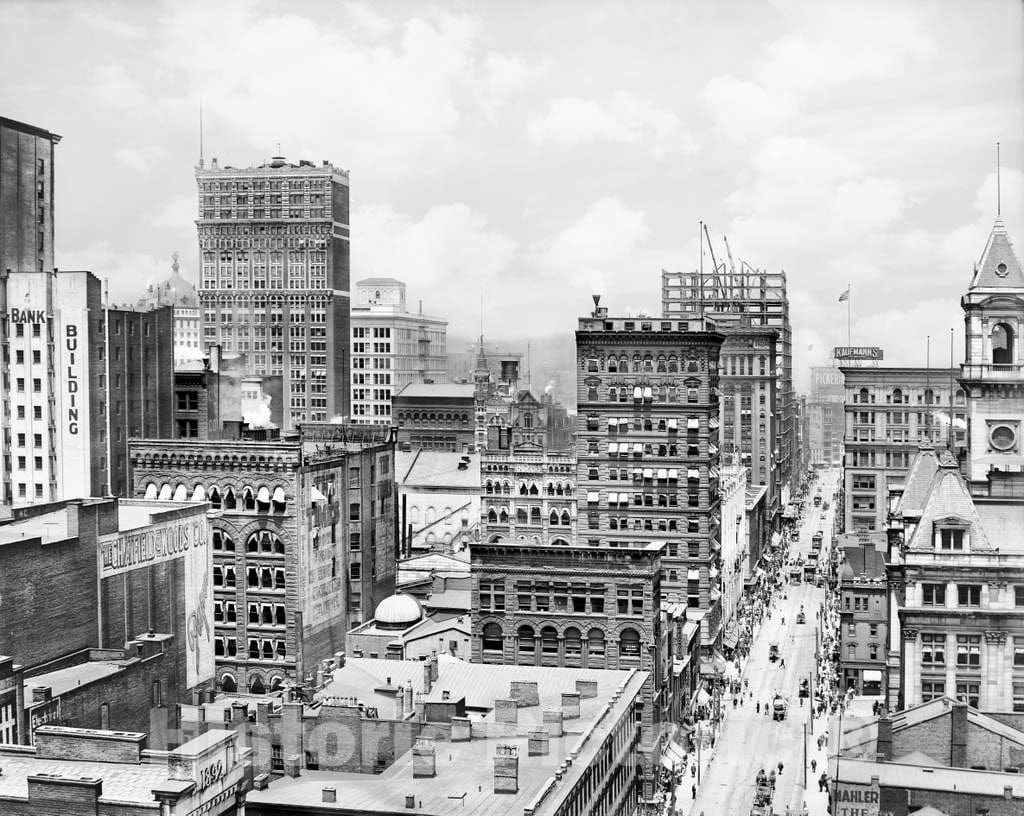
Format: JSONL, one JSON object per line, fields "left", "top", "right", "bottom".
{"left": 961, "top": 362, "right": 1023, "bottom": 381}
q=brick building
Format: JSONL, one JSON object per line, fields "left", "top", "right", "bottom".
{"left": 469, "top": 537, "right": 664, "bottom": 797}
{"left": 0, "top": 725, "right": 251, "bottom": 815}
{"left": 392, "top": 382, "right": 476, "bottom": 451}
{"left": 575, "top": 299, "right": 726, "bottom": 650}
{"left": 837, "top": 543, "right": 888, "bottom": 696}
{"left": 0, "top": 116, "right": 58, "bottom": 275}
{"left": 841, "top": 365, "right": 966, "bottom": 532}
{"left": 195, "top": 155, "right": 351, "bottom": 429}
{"left": 129, "top": 426, "right": 396, "bottom": 695}
{"left": 481, "top": 445, "right": 576, "bottom": 546}
{"left": 395, "top": 449, "right": 479, "bottom": 556}
{"left": 0, "top": 498, "right": 214, "bottom": 741}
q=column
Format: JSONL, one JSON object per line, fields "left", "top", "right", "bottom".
{"left": 984, "top": 631, "right": 1008, "bottom": 710}
{"left": 902, "top": 628, "right": 919, "bottom": 706}
{"left": 945, "top": 631, "right": 957, "bottom": 700}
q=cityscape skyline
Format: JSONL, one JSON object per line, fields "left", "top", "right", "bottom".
{"left": 0, "top": 0, "right": 1022, "bottom": 394}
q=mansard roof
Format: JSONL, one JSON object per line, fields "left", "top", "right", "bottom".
{"left": 968, "top": 217, "right": 1024, "bottom": 291}
{"left": 896, "top": 444, "right": 940, "bottom": 519}
{"left": 906, "top": 451, "right": 993, "bottom": 551}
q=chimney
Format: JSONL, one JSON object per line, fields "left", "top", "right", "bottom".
{"left": 950, "top": 700, "right": 968, "bottom": 767}
{"left": 494, "top": 698, "right": 518, "bottom": 724}
{"left": 576, "top": 679, "right": 598, "bottom": 699}
{"left": 510, "top": 680, "right": 539, "bottom": 707}
{"left": 31, "top": 686, "right": 52, "bottom": 704}
{"left": 493, "top": 745, "right": 519, "bottom": 794}
{"left": 334, "top": 651, "right": 346, "bottom": 669}
{"left": 451, "top": 716, "right": 472, "bottom": 742}
{"left": 404, "top": 680, "right": 414, "bottom": 713}
{"left": 423, "top": 661, "right": 433, "bottom": 695}
{"left": 876, "top": 714, "right": 893, "bottom": 761}
{"left": 405, "top": 794, "right": 416, "bottom": 809}
{"left": 543, "top": 709, "right": 564, "bottom": 738}
{"left": 430, "top": 653, "right": 439, "bottom": 683}
{"left": 528, "top": 730, "right": 550, "bottom": 756}
{"left": 284, "top": 754, "right": 301, "bottom": 778}
{"left": 561, "top": 692, "right": 581, "bottom": 720}
{"left": 395, "top": 690, "right": 405, "bottom": 720}
{"left": 412, "top": 738, "right": 437, "bottom": 778}
{"left": 253, "top": 773, "right": 270, "bottom": 791}
{"left": 322, "top": 786, "right": 337, "bottom": 803}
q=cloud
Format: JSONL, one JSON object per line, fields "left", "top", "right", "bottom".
{"left": 342, "top": 2, "right": 393, "bottom": 38}
{"left": 353, "top": 203, "right": 518, "bottom": 329}
{"left": 146, "top": 195, "right": 197, "bottom": 231}
{"left": 58, "top": 243, "right": 172, "bottom": 302}
{"left": 75, "top": 9, "right": 145, "bottom": 39}
{"left": 538, "top": 197, "right": 651, "bottom": 292}
{"left": 528, "top": 92, "right": 694, "bottom": 157}
{"left": 91, "top": 63, "right": 147, "bottom": 109}
{"left": 114, "top": 145, "right": 166, "bottom": 174}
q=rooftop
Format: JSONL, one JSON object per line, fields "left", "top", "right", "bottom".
{"left": 394, "top": 383, "right": 477, "bottom": 400}
{"left": 250, "top": 658, "right": 648, "bottom": 816}
{"left": 0, "top": 115, "right": 61, "bottom": 142}
{"left": 0, "top": 507, "right": 71, "bottom": 546}
{"left": 969, "top": 217, "right": 1024, "bottom": 290}
{"left": 833, "top": 757, "right": 1023, "bottom": 798}
{"left": 25, "top": 660, "right": 127, "bottom": 698}
{"left": 838, "top": 545, "right": 886, "bottom": 581}
{"left": 975, "top": 500, "right": 1024, "bottom": 553}
{"left": 396, "top": 450, "right": 480, "bottom": 489}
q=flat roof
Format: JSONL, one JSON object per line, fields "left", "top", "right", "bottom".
{"left": 0, "top": 508, "right": 71, "bottom": 546}
{"left": 835, "top": 757, "right": 1023, "bottom": 797}
{"left": 976, "top": 500, "right": 1024, "bottom": 553}
{"left": 396, "top": 450, "right": 480, "bottom": 489}
{"left": 0, "top": 115, "right": 61, "bottom": 142}
{"left": 249, "top": 659, "right": 648, "bottom": 815}
{"left": 394, "top": 383, "right": 477, "bottom": 400}
{"left": 25, "top": 660, "right": 127, "bottom": 698}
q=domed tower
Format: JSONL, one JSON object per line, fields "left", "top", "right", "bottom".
{"left": 372, "top": 593, "right": 423, "bottom": 629}
{"left": 959, "top": 216, "right": 1024, "bottom": 485}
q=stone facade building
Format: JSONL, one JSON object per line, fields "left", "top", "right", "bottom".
{"left": 574, "top": 299, "right": 726, "bottom": 649}
{"left": 195, "top": 155, "right": 351, "bottom": 429}
{"left": 481, "top": 445, "right": 576, "bottom": 546}
{"left": 841, "top": 366, "right": 966, "bottom": 532}
{"left": 837, "top": 543, "right": 888, "bottom": 697}
{"left": 392, "top": 383, "right": 476, "bottom": 452}
{"left": 128, "top": 427, "right": 397, "bottom": 695}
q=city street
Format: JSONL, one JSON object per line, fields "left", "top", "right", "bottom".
{"left": 678, "top": 469, "right": 840, "bottom": 816}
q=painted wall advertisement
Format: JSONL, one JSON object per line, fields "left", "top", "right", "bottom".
{"left": 98, "top": 512, "right": 214, "bottom": 688}
{"left": 833, "top": 783, "right": 905, "bottom": 816}
{"left": 54, "top": 277, "right": 92, "bottom": 501}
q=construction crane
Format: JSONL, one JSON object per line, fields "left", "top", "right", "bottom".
{"left": 723, "top": 234, "right": 737, "bottom": 301}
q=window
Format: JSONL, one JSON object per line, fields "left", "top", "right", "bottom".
{"left": 175, "top": 391, "right": 199, "bottom": 411}
{"left": 564, "top": 627, "right": 582, "bottom": 657}
{"left": 481, "top": 623, "right": 503, "bottom": 654}
{"left": 957, "top": 584, "right": 981, "bottom": 607}
{"left": 939, "top": 528, "right": 965, "bottom": 550}
{"left": 619, "top": 628, "right": 641, "bottom": 659}
{"left": 991, "top": 322, "right": 1014, "bottom": 365}
{"left": 1014, "top": 683, "right": 1024, "bottom": 713}
{"left": 1017, "top": 586, "right": 1024, "bottom": 607}
{"left": 921, "top": 680, "right": 945, "bottom": 702}
{"left": 587, "top": 628, "right": 605, "bottom": 656}
{"left": 956, "top": 635, "right": 981, "bottom": 668}
{"left": 922, "top": 583, "right": 946, "bottom": 606}
{"left": 517, "top": 625, "right": 535, "bottom": 656}
{"left": 956, "top": 682, "right": 980, "bottom": 708}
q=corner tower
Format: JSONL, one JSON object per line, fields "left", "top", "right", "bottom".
{"left": 959, "top": 217, "right": 1024, "bottom": 485}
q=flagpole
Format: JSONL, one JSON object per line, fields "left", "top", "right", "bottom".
{"left": 847, "top": 282, "right": 851, "bottom": 347}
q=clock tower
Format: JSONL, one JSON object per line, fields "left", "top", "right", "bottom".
{"left": 959, "top": 216, "right": 1024, "bottom": 486}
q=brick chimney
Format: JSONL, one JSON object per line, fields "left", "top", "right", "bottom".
{"left": 528, "top": 730, "right": 550, "bottom": 756}
{"left": 494, "top": 698, "right": 518, "bottom": 724}
{"left": 322, "top": 786, "right": 337, "bottom": 803}
{"left": 576, "top": 679, "right": 598, "bottom": 699}
{"left": 543, "top": 709, "right": 564, "bottom": 738}
{"left": 451, "top": 716, "right": 472, "bottom": 742}
{"left": 950, "top": 700, "right": 968, "bottom": 767}
{"left": 284, "top": 754, "right": 301, "bottom": 778}
{"left": 412, "top": 738, "right": 437, "bottom": 778}
{"left": 876, "top": 714, "right": 893, "bottom": 761}
{"left": 510, "top": 680, "right": 539, "bottom": 707}
{"left": 561, "top": 692, "right": 581, "bottom": 720}
{"left": 493, "top": 745, "right": 519, "bottom": 794}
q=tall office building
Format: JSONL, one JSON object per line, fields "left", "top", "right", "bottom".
{"left": 350, "top": 277, "right": 447, "bottom": 423}
{"left": 135, "top": 253, "right": 203, "bottom": 366}
{"left": 662, "top": 267, "right": 796, "bottom": 512}
{"left": 809, "top": 364, "right": 846, "bottom": 465}
{"left": 575, "top": 299, "right": 726, "bottom": 649}
{"left": 0, "top": 117, "right": 59, "bottom": 275}
{"left": 195, "top": 155, "right": 350, "bottom": 431}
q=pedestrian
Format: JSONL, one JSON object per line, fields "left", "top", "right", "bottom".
{"left": 691, "top": 784, "right": 696, "bottom": 800}
{"left": 778, "top": 761, "right": 784, "bottom": 775}
{"left": 819, "top": 771, "right": 828, "bottom": 792}
{"left": 780, "top": 657, "right": 786, "bottom": 668}
{"left": 756, "top": 701, "right": 760, "bottom": 713}
{"left": 691, "top": 764, "right": 696, "bottom": 778}
{"left": 733, "top": 696, "right": 737, "bottom": 709}
{"left": 811, "top": 758, "right": 817, "bottom": 773}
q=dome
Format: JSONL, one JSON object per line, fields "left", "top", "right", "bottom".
{"left": 373, "top": 593, "right": 422, "bottom": 627}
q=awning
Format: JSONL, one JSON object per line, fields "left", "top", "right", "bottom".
{"left": 709, "top": 566, "right": 719, "bottom": 579}
{"left": 257, "top": 486, "right": 271, "bottom": 503}
{"left": 660, "top": 754, "right": 676, "bottom": 771}
{"left": 618, "top": 418, "right": 630, "bottom": 428}
{"left": 633, "top": 443, "right": 643, "bottom": 454}
{"left": 643, "top": 468, "right": 653, "bottom": 479}
{"left": 863, "top": 670, "right": 883, "bottom": 683}
{"left": 310, "top": 485, "right": 327, "bottom": 503}
{"left": 607, "top": 492, "right": 619, "bottom": 505}
{"left": 664, "top": 741, "right": 686, "bottom": 764}
{"left": 686, "top": 569, "right": 700, "bottom": 580}
{"left": 696, "top": 687, "right": 712, "bottom": 705}
{"left": 587, "top": 492, "right": 600, "bottom": 505}
{"left": 633, "top": 386, "right": 643, "bottom": 400}
{"left": 172, "top": 485, "right": 187, "bottom": 502}
{"left": 144, "top": 483, "right": 158, "bottom": 500}
{"left": 723, "top": 630, "right": 739, "bottom": 649}
{"left": 667, "top": 418, "right": 678, "bottom": 430}
{"left": 687, "top": 468, "right": 700, "bottom": 480}
{"left": 192, "top": 484, "right": 207, "bottom": 501}
{"left": 158, "top": 484, "right": 172, "bottom": 501}
{"left": 607, "top": 417, "right": 617, "bottom": 428}
{"left": 668, "top": 469, "right": 678, "bottom": 481}
{"left": 657, "top": 468, "right": 668, "bottom": 480}
{"left": 687, "top": 418, "right": 700, "bottom": 429}
{"left": 272, "top": 487, "right": 286, "bottom": 504}
{"left": 608, "top": 442, "right": 619, "bottom": 454}
{"left": 643, "top": 386, "right": 653, "bottom": 400}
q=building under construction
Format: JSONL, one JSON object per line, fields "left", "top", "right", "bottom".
{"left": 661, "top": 232, "right": 797, "bottom": 519}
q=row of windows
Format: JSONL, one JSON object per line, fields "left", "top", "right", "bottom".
{"left": 481, "top": 623, "right": 644, "bottom": 659}
{"left": 142, "top": 483, "right": 290, "bottom": 512}
{"left": 213, "top": 565, "right": 287, "bottom": 591}
{"left": 585, "top": 355, "right": 706, "bottom": 374}
{"left": 213, "top": 637, "right": 288, "bottom": 661}
{"left": 484, "top": 481, "right": 574, "bottom": 495}
{"left": 485, "top": 507, "right": 573, "bottom": 526}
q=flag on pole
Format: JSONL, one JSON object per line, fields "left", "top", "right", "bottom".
{"left": 838, "top": 287, "right": 850, "bottom": 302}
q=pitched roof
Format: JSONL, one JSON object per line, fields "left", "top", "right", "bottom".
{"left": 897, "top": 444, "right": 940, "bottom": 518}
{"left": 906, "top": 453, "right": 993, "bottom": 551}
{"left": 394, "top": 383, "right": 476, "bottom": 400}
{"left": 969, "top": 217, "right": 1024, "bottom": 290}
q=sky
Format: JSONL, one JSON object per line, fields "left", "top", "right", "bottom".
{"left": 1, "top": 0, "right": 1022, "bottom": 393}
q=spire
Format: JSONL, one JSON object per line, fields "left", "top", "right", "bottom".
{"left": 968, "top": 217, "right": 1024, "bottom": 290}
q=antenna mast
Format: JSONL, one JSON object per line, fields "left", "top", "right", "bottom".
{"left": 997, "top": 141, "right": 1001, "bottom": 216}
{"left": 199, "top": 100, "right": 204, "bottom": 167}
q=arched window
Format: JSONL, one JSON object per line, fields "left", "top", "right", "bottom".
{"left": 269, "top": 676, "right": 284, "bottom": 692}
{"left": 923, "top": 388, "right": 935, "bottom": 405}
{"left": 564, "top": 627, "right": 582, "bottom": 657}
{"left": 529, "top": 483, "right": 539, "bottom": 495}
{"left": 485, "top": 480, "right": 493, "bottom": 494}
{"left": 246, "top": 535, "right": 259, "bottom": 553}
{"left": 410, "top": 506, "right": 420, "bottom": 525}
{"left": 519, "top": 483, "right": 528, "bottom": 496}
{"left": 561, "top": 510, "right": 571, "bottom": 526}
{"left": 220, "top": 673, "right": 237, "bottom": 693}
{"left": 619, "top": 628, "right": 641, "bottom": 659}
{"left": 530, "top": 507, "right": 541, "bottom": 524}
{"left": 243, "top": 487, "right": 255, "bottom": 511}
{"left": 223, "top": 488, "right": 236, "bottom": 510}
{"left": 550, "top": 510, "right": 560, "bottom": 525}
{"left": 891, "top": 388, "right": 904, "bottom": 404}
{"left": 993, "top": 322, "right": 1015, "bottom": 365}
{"left": 208, "top": 487, "right": 222, "bottom": 510}
{"left": 488, "top": 508, "right": 498, "bottom": 523}
{"left": 587, "top": 628, "right": 606, "bottom": 657}
{"left": 858, "top": 388, "right": 870, "bottom": 404}
{"left": 503, "top": 481, "right": 511, "bottom": 494}
{"left": 516, "top": 508, "right": 528, "bottom": 525}
{"left": 499, "top": 509, "right": 509, "bottom": 523}
{"left": 482, "top": 622, "right": 503, "bottom": 653}
{"left": 517, "top": 625, "right": 535, "bottom": 657}
{"left": 541, "top": 626, "right": 559, "bottom": 655}
{"left": 426, "top": 506, "right": 436, "bottom": 524}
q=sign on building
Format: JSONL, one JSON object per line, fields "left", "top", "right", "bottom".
{"left": 833, "top": 346, "right": 884, "bottom": 360}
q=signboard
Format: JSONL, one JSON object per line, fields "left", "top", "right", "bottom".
{"left": 28, "top": 698, "right": 61, "bottom": 741}
{"left": 97, "top": 513, "right": 213, "bottom": 688}
{"left": 833, "top": 346, "right": 883, "bottom": 360}
{"left": 833, "top": 783, "right": 904, "bottom": 816}
{"left": 54, "top": 273, "right": 93, "bottom": 501}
